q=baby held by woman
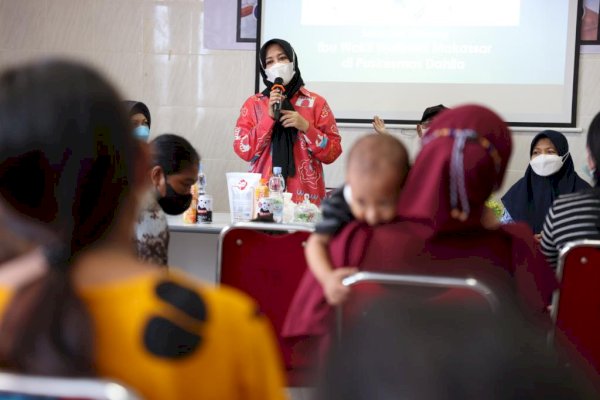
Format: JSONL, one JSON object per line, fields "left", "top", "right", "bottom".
{"left": 305, "top": 134, "right": 410, "bottom": 305}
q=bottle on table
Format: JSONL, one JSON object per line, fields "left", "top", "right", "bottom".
{"left": 197, "top": 161, "right": 213, "bottom": 223}
{"left": 198, "top": 161, "right": 206, "bottom": 195}
{"left": 268, "top": 166, "right": 286, "bottom": 223}
{"left": 254, "top": 178, "right": 271, "bottom": 219}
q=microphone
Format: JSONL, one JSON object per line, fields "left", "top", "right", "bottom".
{"left": 271, "top": 77, "right": 285, "bottom": 120}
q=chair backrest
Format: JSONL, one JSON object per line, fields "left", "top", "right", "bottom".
{"left": 0, "top": 372, "right": 141, "bottom": 400}
{"left": 343, "top": 271, "right": 499, "bottom": 309}
{"left": 338, "top": 271, "right": 499, "bottom": 336}
{"left": 216, "top": 222, "right": 314, "bottom": 378}
{"left": 551, "top": 239, "right": 600, "bottom": 374}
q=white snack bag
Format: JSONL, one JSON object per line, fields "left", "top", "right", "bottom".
{"left": 226, "top": 172, "right": 262, "bottom": 222}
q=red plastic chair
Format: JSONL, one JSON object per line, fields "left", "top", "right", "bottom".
{"left": 217, "top": 222, "right": 314, "bottom": 385}
{"left": 338, "top": 271, "right": 500, "bottom": 336}
{"left": 551, "top": 239, "right": 600, "bottom": 375}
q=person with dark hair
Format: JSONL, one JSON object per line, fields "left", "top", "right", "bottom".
{"left": 0, "top": 60, "right": 286, "bottom": 399}
{"left": 123, "top": 100, "right": 152, "bottom": 141}
{"left": 134, "top": 134, "right": 199, "bottom": 266}
{"left": 317, "top": 299, "right": 597, "bottom": 400}
{"left": 290, "top": 134, "right": 410, "bottom": 310}
{"left": 281, "top": 135, "right": 409, "bottom": 375}
{"left": 501, "top": 130, "right": 589, "bottom": 241}
{"left": 234, "top": 38, "right": 343, "bottom": 205}
{"left": 372, "top": 104, "right": 448, "bottom": 137}
{"left": 541, "top": 114, "right": 600, "bottom": 267}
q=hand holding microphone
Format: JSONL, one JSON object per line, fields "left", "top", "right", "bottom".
{"left": 269, "top": 77, "right": 285, "bottom": 120}
{"left": 268, "top": 77, "right": 309, "bottom": 131}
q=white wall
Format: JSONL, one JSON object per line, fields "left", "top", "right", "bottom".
{"left": 0, "top": 0, "right": 598, "bottom": 211}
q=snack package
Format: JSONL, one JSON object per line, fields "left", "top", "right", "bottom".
{"left": 293, "top": 194, "right": 321, "bottom": 223}
{"left": 226, "top": 172, "right": 262, "bottom": 222}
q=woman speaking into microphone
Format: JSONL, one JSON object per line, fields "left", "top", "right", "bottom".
{"left": 234, "top": 38, "right": 342, "bottom": 205}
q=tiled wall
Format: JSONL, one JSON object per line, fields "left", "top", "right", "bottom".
{"left": 1, "top": 0, "right": 598, "bottom": 211}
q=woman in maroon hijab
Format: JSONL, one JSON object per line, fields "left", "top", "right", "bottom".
{"left": 329, "top": 104, "right": 557, "bottom": 314}
{"left": 283, "top": 105, "right": 557, "bottom": 370}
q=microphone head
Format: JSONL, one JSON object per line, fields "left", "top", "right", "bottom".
{"left": 271, "top": 77, "right": 285, "bottom": 95}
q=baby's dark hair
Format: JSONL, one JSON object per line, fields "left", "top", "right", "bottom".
{"left": 346, "top": 134, "right": 410, "bottom": 188}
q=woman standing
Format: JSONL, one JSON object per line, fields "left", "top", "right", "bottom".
{"left": 234, "top": 38, "right": 342, "bottom": 205}
{"left": 501, "top": 130, "right": 589, "bottom": 238}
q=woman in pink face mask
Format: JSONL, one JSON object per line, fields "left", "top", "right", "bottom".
{"left": 233, "top": 38, "right": 342, "bottom": 206}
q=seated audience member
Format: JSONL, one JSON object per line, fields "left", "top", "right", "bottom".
{"left": 0, "top": 60, "right": 286, "bottom": 400}
{"left": 501, "top": 130, "right": 589, "bottom": 240}
{"left": 372, "top": 104, "right": 448, "bottom": 136}
{"left": 283, "top": 106, "right": 557, "bottom": 365}
{"left": 134, "top": 134, "right": 199, "bottom": 266}
{"left": 316, "top": 299, "right": 597, "bottom": 400}
{"left": 329, "top": 105, "right": 557, "bottom": 317}
{"left": 302, "top": 134, "right": 410, "bottom": 307}
{"left": 541, "top": 112, "right": 600, "bottom": 267}
{"left": 124, "top": 100, "right": 152, "bottom": 141}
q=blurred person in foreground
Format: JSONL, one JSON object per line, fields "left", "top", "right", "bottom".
{"left": 317, "top": 299, "right": 598, "bottom": 400}
{"left": 0, "top": 60, "right": 286, "bottom": 400}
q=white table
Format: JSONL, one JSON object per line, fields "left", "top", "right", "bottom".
{"left": 166, "top": 213, "right": 232, "bottom": 283}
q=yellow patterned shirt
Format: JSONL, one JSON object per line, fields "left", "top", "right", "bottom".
{"left": 0, "top": 263, "right": 287, "bottom": 400}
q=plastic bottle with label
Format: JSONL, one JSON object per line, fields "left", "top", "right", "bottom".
{"left": 197, "top": 161, "right": 206, "bottom": 195}
{"left": 254, "top": 178, "right": 271, "bottom": 219}
{"left": 197, "top": 161, "right": 212, "bottom": 223}
{"left": 268, "top": 166, "right": 286, "bottom": 223}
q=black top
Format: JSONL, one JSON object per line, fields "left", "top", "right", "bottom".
{"left": 501, "top": 130, "right": 590, "bottom": 233}
{"left": 315, "top": 185, "right": 354, "bottom": 235}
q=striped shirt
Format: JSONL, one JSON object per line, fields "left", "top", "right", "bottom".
{"left": 541, "top": 190, "right": 600, "bottom": 267}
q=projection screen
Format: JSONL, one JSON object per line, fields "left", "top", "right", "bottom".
{"left": 258, "top": 0, "right": 581, "bottom": 127}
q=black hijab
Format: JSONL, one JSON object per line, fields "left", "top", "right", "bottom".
{"left": 501, "top": 130, "right": 590, "bottom": 233}
{"left": 123, "top": 100, "right": 151, "bottom": 128}
{"left": 259, "top": 38, "right": 305, "bottom": 181}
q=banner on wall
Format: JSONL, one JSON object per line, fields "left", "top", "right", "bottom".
{"left": 204, "top": 0, "right": 257, "bottom": 50}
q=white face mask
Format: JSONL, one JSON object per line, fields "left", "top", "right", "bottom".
{"left": 265, "top": 62, "right": 295, "bottom": 85}
{"left": 530, "top": 153, "right": 568, "bottom": 177}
